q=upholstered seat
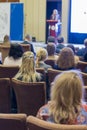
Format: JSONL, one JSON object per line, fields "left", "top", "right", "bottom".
{"left": 27, "top": 115, "right": 87, "bottom": 130}
{"left": 12, "top": 78, "right": 46, "bottom": 115}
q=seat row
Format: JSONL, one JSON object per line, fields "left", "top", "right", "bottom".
{"left": 0, "top": 114, "right": 87, "bottom": 130}
{"left": 0, "top": 78, "right": 46, "bottom": 115}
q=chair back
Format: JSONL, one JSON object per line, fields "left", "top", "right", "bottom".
{"left": 12, "top": 78, "right": 46, "bottom": 115}
{"left": 0, "top": 78, "right": 11, "bottom": 113}
{"left": 20, "top": 44, "right": 31, "bottom": 52}
{"left": 47, "top": 68, "right": 63, "bottom": 86}
{"left": 27, "top": 116, "right": 87, "bottom": 130}
{"left": 45, "top": 59, "right": 55, "bottom": 68}
{"left": 76, "top": 61, "right": 87, "bottom": 72}
{"left": 36, "top": 68, "right": 46, "bottom": 81}
{"left": 0, "top": 114, "right": 27, "bottom": 130}
{"left": 0, "top": 65, "right": 19, "bottom": 79}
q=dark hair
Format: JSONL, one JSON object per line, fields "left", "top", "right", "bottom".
{"left": 47, "top": 36, "right": 56, "bottom": 43}
{"left": 67, "top": 44, "right": 75, "bottom": 54}
{"left": 9, "top": 43, "right": 24, "bottom": 59}
{"left": 57, "top": 36, "right": 64, "bottom": 43}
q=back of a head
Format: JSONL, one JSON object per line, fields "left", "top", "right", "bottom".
{"left": 50, "top": 70, "right": 83, "bottom": 124}
{"left": 47, "top": 42, "right": 56, "bottom": 56}
{"left": 57, "top": 36, "right": 64, "bottom": 43}
{"left": 84, "top": 38, "right": 87, "bottom": 47}
{"left": 15, "top": 51, "right": 41, "bottom": 82}
{"left": 36, "top": 48, "right": 48, "bottom": 61}
{"left": 25, "top": 34, "right": 32, "bottom": 41}
{"left": 9, "top": 43, "right": 24, "bottom": 59}
{"left": 47, "top": 36, "right": 56, "bottom": 44}
{"left": 57, "top": 47, "right": 75, "bottom": 69}
{"left": 3, "top": 35, "right": 10, "bottom": 42}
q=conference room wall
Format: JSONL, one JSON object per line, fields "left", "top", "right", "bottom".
{"left": 20, "top": 0, "right": 69, "bottom": 43}
{"left": 20, "top": 0, "right": 46, "bottom": 42}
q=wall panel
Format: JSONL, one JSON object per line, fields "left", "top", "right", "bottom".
{"left": 20, "top": 0, "right": 46, "bottom": 42}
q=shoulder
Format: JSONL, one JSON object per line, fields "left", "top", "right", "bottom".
{"left": 36, "top": 103, "right": 49, "bottom": 120}
{"left": 77, "top": 104, "right": 87, "bottom": 124}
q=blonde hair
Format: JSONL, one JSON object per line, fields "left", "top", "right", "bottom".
{"left": 57, "top": 47, "right": 75, "bottom": 70}
{"left": 14, "top": 51, "right": 41, "bottom": 82}
{"left": 49, "top": 70, "right": 83, "bottom": 124}
{"left": 36, "top": 48, "right": 48, "bottom": 67}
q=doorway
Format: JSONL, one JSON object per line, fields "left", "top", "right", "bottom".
{"left": 46, "top": 0, "right": 62, "bottom": 43}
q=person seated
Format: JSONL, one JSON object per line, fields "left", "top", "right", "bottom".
{"left": 3, "top": 43, "right": 24, "bottom": 66}
{"left": 46, "top": 42, "right": 58, "bottom": 63}
{"left": 56, "top": 36, "right": 65, "bottom": 54}
{"left": 3, "top": 35, "right": 11, "bottom": 46}
{"left": 81, "top": 52, "right": 87, "bottom": 73}
{"left": 14, "top": 51, "right": 44, "bottom": 82}
{"left": 21, "top": 34, "right": 35, "bottom": 55}
{"left": 76, "top": 38, "right": 87, "bottom": 58}
{"left": 54, "top": 47, "right": 76, "bottom": 70}
{"left": 36, "top": 48, "right": 52, "bottom": 72}
{"left": 36, "top": 70, "right": 87, "bottom": 124}
{"left": 47, "top": 36, "right": 57, "bottom": 44}
{"left": 67, "top": 44, "right": 79, "bottom": 64}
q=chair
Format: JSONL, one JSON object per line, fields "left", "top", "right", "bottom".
{"left": 36, "top": 68, "right": 46, "bottom": 81}
{"left": 20, "top": 44, "right": 31, "bottom": 52}
{"left": 44, "top": 59, "right": 56, "bottom": 68}
{"left": 0, "top": 65, "right": 19, "bottom": 79}
{"left": 47, "top": 68, "right": 63, "bottom": 86}
{"left": 0, "top": 78, "right": 11, "bottom": 113}
{"left": 76, "top": 61, "right": 87, "bottom": 72}
{"left": 0, "top": 45, "right": 10, "bottom": 62}
{"left": 0, "top": 114, "right": 27, "bottom": 130}
{"left": 11, "top": 78, "right": 46, "bottom": 116}
{"left": 27, "top": 115, "right": 87, "bottom": 130}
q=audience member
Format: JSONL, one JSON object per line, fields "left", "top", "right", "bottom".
{"left": 36, "top": 48, "right": 52, "bottom": 72}
{"left": 14, "top": 51, "right": 43, "bottom": 82}
{"left": 3, "top": 35, "right": 10, "bottom": 46}
{"left": 56, "top": 36, "right": 65, "bottom": 53}
{"left": 47, "top": 36, "right": 57, "bottom": 44}
{"left": 46, "top": 42, "right": 58, "bottom": 62}
{"left": 82, "top": 52, "right": 87, "bottom": 73}
{"left": 54, "top": 47, "right": 75, "bottom": 70}
{"left": 67, "top": 44, "right": 79, "bottom": 64}
{"left": 3, "top": 43, "right": 24, "bottom": 66}
{"left": 76, "top": 38, "right": 87, "bottom": 57}
{"left": 47, "top": 42, "right": 58, "bottom": 63}
{"left": 21, "top": 34, "right": 35, "bottom": 55}
{"left": 37, "top": 70, "right": 87, "bottom": 124}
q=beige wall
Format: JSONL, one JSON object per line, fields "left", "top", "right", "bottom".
{"left": 21, "top": 0, "right": 69, "bottom": 42}
{"left": 20, "top": 0, "right": 46, "bottom": 41}
{"left": 61, "top": 0, "right": 69, "bottom": 42}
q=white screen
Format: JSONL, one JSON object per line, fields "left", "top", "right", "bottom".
{"left": 71, "top": 0, "right": 87, "bottom": 33}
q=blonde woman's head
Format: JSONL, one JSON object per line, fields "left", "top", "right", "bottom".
{"left": 21, "top": 51, "right": 35, "bottom": 73}
{"left": 50, "top": 70, "right": 84, "bottom": 124}
{"left": 36, "top": 48, "right": 48, "bottom": 61}
{"left": 57, "top": 47, "right": 75, "bottom": 70}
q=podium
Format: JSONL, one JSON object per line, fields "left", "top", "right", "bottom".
{"left": 46, "top": 20, "right": 58, "bottom": 37}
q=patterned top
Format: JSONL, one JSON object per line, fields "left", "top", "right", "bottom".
{"left": 36, "top": 102, "right": 87, "bottom": 125}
